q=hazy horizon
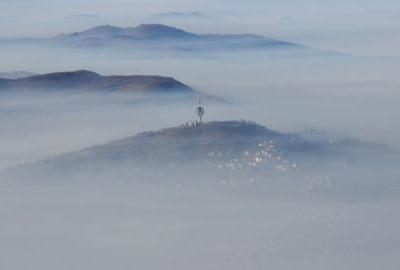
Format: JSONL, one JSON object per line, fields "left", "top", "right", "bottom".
{"left": 1, "top": 0, "right": 400, "bottom": 56}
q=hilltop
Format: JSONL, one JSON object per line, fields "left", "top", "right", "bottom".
{"left": 2, "top": 120, "right": 395, "bottom": 182}
{"left": 0, "top": 70, "right": 195, "bottom": 94}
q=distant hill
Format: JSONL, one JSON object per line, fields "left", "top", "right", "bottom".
{"left": 57, "top": 24, "right": 198, "bottom": 42}
{"left": 0, "top": 71, "right": 36, "bottom": 79}
{"left": 153, "top": 12, "right": 208, "bottom": 19}
{"left": 0, "top": 70, "right": 196, "bottom": 94}
{"left": 55, "top": 24, "right": 302, "bottom": 50}
{"left": 3, "top": 121, "right": 396, "bottom": 182}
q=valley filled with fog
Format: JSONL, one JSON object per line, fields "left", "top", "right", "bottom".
{"left": 1, "top": 44, "right": 400, "bottom": 169}
{"left": 1, "top": 17, "right": 400, "bottom": 270}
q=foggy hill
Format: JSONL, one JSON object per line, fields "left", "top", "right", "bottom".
{"left": 55, "top": 24, "right": 301, "bottom": 50}
{"left": 57, "top": 24, "right": 197, "bottom": 42}
{"left": 0, "top": 70, "right": 196, "bottom": 94}
{"left": 3, "top": 121, "right": 395, "bottom": 181}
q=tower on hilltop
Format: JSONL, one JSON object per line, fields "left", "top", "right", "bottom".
{"left": 196, "top": 96, "right": 205, "bottom": 124}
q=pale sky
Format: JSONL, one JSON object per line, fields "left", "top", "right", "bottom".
{"left": 0, "top": 0, "right": 399, "bottom": 56}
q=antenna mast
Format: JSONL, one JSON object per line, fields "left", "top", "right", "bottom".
{"left": 196, "top": 96, "right": 205, "bottom": 125}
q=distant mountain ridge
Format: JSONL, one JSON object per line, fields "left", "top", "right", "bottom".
{"left": 0, "top": 70, "right": 195, "bottom": 94}
{"left": 154, "top": 12, "right": 208, "bottom": 19}
{"left": 55, "top": 24, "right": 301, "bottom": 50}
{"left": 57, "top": 24, "right": 198, "bottom": 41}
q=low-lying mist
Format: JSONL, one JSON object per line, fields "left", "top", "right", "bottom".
{"left": 1, "top": 164, "right": 400, "bottom": 270}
